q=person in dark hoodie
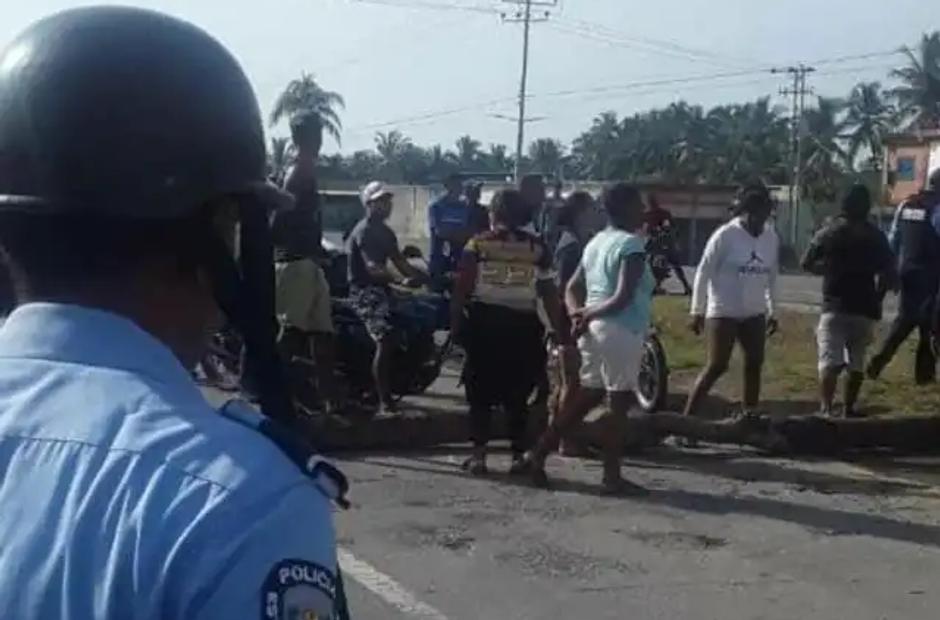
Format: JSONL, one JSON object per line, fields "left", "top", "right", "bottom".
{"left": 801, "top": 184, "right": 897, "bottom": 417}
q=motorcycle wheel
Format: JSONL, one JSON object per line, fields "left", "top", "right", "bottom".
{"left": 636, "top": 331, "right": 668, "bottom": 413}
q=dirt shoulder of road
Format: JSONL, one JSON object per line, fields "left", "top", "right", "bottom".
{"left": 654, "top": 295, "right": 940, "bottom": 418}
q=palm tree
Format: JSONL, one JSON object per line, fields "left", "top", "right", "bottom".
{"left": 802, "top": 97, "right": 850, "bottom": 201}
{"left": 528, "top": 138, "right": 565, "bottom": 176}
{"left": 571, "top": 111, "right": 620, "bottom": 179}
{"left": 267, "top": 137, "right": 294, "bottom": 184}
{"left": 374, "top": 130, "right": 412, "bottom": 178}
{"left": 890, "top": 32, "right": 940, "bottom": 130}
{"left": 485, "top": 143, "right": 511, "bottom": 174}
{"left": 842, "top": 82, "right": 896, "bottom": 171}
{"left": 427, "top": 145, "right": 458, "bottom": 180}
{"left": 270, "top": 73, "right": 345, "bottom": 144}
{"left": 346, "top": 150, "right": 382, "bottom": 180}
{"left": 454, "top": 135, "right": 482, "bottom": 170}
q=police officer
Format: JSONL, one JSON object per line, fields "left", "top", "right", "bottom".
{"left": 0, "top": 7, "right": 348, "bottom": 619}
{"left": 868, "top": 168, "right": 940, "bottom": 384}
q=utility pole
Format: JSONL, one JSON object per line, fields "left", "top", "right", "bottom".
{"left": 772, "top": 64, "right": 815, "bottom": 246}
{"left": 501, "top": 0, "right": 555, "bottom": 182}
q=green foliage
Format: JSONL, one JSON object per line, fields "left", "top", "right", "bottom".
{"left": 270, "top": 73, "right": 345, "bottom": 145}
{"left": 890, "top": 32, "right": 940, "bottom": 130}
{"left": 271, "top": 31, "right": 940, "bottom": 192}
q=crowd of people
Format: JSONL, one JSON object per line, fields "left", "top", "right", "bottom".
{"left": 2, "top": 7, "right": 940, "bottom": 618}
{"left": 382, "top": 166, "right": 940, "bottom": 492}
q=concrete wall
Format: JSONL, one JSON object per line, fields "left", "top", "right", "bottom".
{"left": 376, "top": 181, "right": 781, "bottom": 265}
{"left": 884, "top": 131, "right": 940, "bottom": 205}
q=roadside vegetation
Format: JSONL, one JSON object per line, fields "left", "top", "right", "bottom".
{"left": 653, "top": 295, "right": 940, "bottom": 417}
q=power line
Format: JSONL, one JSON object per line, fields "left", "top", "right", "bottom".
{"left": 318, "top": 13, "right": 471, "bottom": 74}
{"left": 343, "top": 56, "right": 903, "bottom": 135}
{"left": 546, "top": 21, "right": 742, "bottom": 68}
{"left": 807, "top": 48, "right": 905, "bottom": 66}
{"left": 550, "top": 17, "right": 761, "bottom": 69}
{"left": 346, "top": 94, "right": 517, "bottom": 133}
{"left": 350, "top": 0, "right": 499, "bottom": 15}
{"left": 532, "top": 67, "right": 773, "bottom": 100}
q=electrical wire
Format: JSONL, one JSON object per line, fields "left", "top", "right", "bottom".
{"left": 551, "top": 16, "right": 763, "bottom": 69}
{"left": 546, "top": 21, "right": 744, "bottom": 68}
{"left": 350, "top": 0, "right": 499, "bottom": 15}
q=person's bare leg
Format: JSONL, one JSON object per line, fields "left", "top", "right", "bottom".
{"left": 843, "top": 371, "right": 864, "bottom": 417}
{"left": 740, "top": 316, "right": 766, "bottom": 412}
{"left": 527, "top": 386, "right": 604, "bottom": 486}
{"left": 818, "top": 366, "right": 840, "bottom": 416}
{"left": 601, "top": 391, "right": 646, "bottom": 495}
{"left": 557, "top": 347, "right": 588, "bottom": 456}
{"left": 374, "top": 335, "right": 394, "bottom": 413}
{"left": 682, "top": 319, "right": 735, "bottom": 417}
{"left": 312, "top": 332, "right": 339, "bottom": 412}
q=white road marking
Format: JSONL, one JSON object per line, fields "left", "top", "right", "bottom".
{"left": 338, "top": 548, "right": 450, "bottom": 620}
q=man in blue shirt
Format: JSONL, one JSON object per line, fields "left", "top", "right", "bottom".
{"left": 869, "top": 168, "right": 940, "bottom": 383}
{"left": 429, "top": 173, "right": 474, "bottom": 280}
{"left": 0, "top": 7, "right": 345, "bottom": 619}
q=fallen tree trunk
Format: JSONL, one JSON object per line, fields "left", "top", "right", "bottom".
{"left": 603, "top": 411, "right": 940, "bottom": 455}
{"left": 299, "top": 405, "right": 940, "bottom": 455}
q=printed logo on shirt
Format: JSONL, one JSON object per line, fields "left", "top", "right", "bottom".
{"left": 739, "top": 250, "right": 770, "bottom": 275}
{"left": 262, "top": 560, "right": 335, "bottom": 620}
{"left": 901, "top": 207, "right": 927, "bottom": 222}
{"left": 469, "top": 236, "right": 549, "bottom": 308}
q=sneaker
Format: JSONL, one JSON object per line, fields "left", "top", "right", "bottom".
{"left": 508, "top": 453, "right": 528, "bottom": 476}
{"left": 530, "top": 467, "right": 550, "bottom": 489}
{"left": 461, "top": 454, "right": 488, "bottom": 477}
{"left": 377, "top": 400, "right": 399, "bottom": 417}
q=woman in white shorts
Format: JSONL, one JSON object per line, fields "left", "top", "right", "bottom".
{"left": 522, "top": 183, "right": 655, "bottom": 495}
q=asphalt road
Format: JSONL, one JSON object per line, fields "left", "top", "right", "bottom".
{"left": 333, "top": 274, "right": 931, "bottom": 619}
{"left": 209, "top": 270, "right": 928, "bottom": 619}
{"left": 335, "top": 446, "right": 940, "bottom": 620}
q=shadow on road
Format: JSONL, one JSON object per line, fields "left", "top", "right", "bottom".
{"left": 344, "top": 446, "right": 940, "bottom": 549}
{"left": 626, "top": 449, "right": 938, "bottom": 499}
{"left": 641, "top": 487, "right": 940, "bottom": 547}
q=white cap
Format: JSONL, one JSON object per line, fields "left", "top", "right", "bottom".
{"left": 361, "top": 181, "right": 393, "bottom": 205}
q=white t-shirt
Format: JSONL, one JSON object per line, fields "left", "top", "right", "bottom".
{"left": 691, "top": 217, "right": 779, "bottom": 319}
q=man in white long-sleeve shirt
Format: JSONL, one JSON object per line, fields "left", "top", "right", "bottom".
{"left": 683, "top": 184, "right": 780, "bottom": 420}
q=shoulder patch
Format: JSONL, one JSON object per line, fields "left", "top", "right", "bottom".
{"left": 219, "top": 400, "right": 350, "bottom": 508}
{"left": 262, "top": 559, "right": 335, "bottom": 620}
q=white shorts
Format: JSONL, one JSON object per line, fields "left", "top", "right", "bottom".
{"left": 816, "top": 312, "right": 874, "bottom": 373}
{"left": 578, "top": 320, "right": 645, "bottom": 392}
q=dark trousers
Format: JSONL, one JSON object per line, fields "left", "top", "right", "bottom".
{"left": 463, "top": 303, "right": 545, "bottom": 453}
{"left": 871, "top": 270, "right": 938, "bottom": 383}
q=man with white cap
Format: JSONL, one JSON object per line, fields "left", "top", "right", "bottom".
{"left": 346, "top": 181, "right": 428, "bottom": 413}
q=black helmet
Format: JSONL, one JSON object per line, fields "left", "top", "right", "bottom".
{"left": 0, "top": 7, "right": 294, "bottom": 423}
{"left": 0, "top": 6, "right": 266, "bottom": 217}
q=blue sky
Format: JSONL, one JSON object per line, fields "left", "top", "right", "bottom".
{"left": 3, "top": 0, "right": 938, "bottom": 155}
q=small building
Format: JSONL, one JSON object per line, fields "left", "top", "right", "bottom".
{"left": 883, "top": 128, "right": 940, "bottom": 206}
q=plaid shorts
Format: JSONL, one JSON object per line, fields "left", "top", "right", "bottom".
{"left": 349, "top": 285, "right": 393, "bottom": 340}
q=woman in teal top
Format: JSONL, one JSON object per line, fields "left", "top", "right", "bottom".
{"left": 522, "top": 183, "right": 654, "bottom": 495}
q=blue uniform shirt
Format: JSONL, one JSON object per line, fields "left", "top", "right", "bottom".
{"left": 889, "top": 198, "right": 940, "bottom": 254}
{"left": 428, "top": 194, "right": 470, "bottom": 275}
{"left": 0, "top": 303, "right": 338, "bottom": 620}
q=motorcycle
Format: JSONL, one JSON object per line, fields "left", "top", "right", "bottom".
{"left": 332, "top": 281, "right": 451, "bottom": 403}
{"left": 200, "top": 246, "right": 452, "bottom": 411}
{"left": 646, "top": 226, "right": 677, "bottom": 292}
{"left": 636, "top": 327, "right": 668, "bottom": 413}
